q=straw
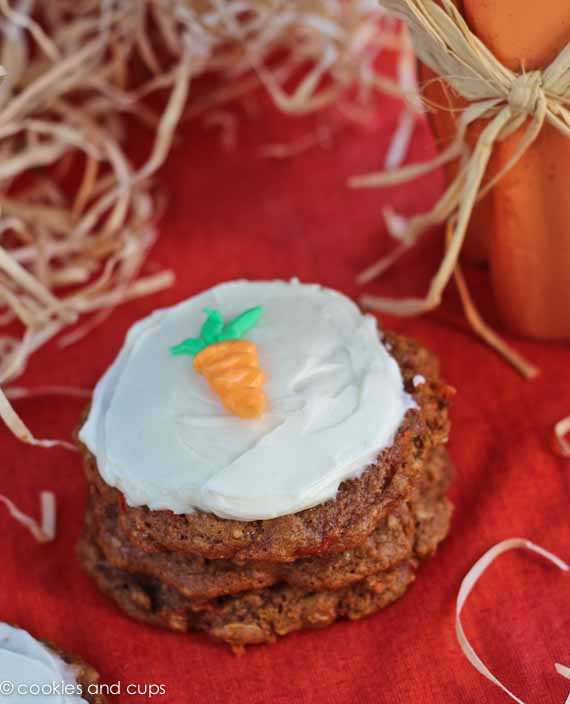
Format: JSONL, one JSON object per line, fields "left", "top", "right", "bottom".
{"left": 0, "top": 0, "right": 412, "bottom": 447}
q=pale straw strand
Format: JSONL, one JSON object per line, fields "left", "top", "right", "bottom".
{"left": 554, "top": 415, "right": 570, "bottom": 457}
{"left": 457, "top": 538, "right": 569, "bottom": 703}
{"left": 0, "top": 490, "right": 56, "bottom": 542}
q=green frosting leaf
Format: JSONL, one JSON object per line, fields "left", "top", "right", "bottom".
{"left": 170, "top": 305, "right": 263, "bottom": 356}
{"left": 170, "top": 337, "right": 205, "bottom": 356}
{"left": 200, "top": 308, "right": 224, "bottom": 344}
{"left": 219, "top": 306, "right": 263, "bottom": 341}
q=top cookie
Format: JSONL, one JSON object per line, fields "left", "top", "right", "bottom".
{"left": 79, "top": 280, "right": 415, "bottom": 521}
{"left": 81, "top": 331, "right": 452, "bottom": 561}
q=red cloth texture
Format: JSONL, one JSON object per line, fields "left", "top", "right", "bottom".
{"left": 1, "top": 93, "right": 569, "bottom": 704}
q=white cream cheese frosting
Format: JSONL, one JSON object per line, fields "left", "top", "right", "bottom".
{"left": 80, "top": 279, "right": 414, "bottom": 520}
{"left": 0, "top": 623, "right": 87, "bottom": 703}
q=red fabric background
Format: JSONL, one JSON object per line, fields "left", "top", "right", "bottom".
{"left": 1, "top": 90, "right": 569, "bottom": 704}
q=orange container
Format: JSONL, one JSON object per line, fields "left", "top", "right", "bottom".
{"left": 420, "top": 0, "right": 570, "bottom": 339}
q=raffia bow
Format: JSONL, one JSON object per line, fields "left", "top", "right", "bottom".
{"left": 351, "top": 0, "right": 570, "bottom": 379}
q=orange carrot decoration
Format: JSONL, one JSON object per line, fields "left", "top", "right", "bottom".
{"left": 170, "top": 307, "right": 266, "bottom": 419}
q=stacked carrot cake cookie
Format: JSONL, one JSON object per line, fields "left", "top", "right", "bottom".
{"left": 77, "top": 280, "right": 454, "bottom": 648}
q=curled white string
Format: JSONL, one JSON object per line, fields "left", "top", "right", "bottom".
{"left": 457, "top": 538, "right": 570, "bottom": 703}
{"left": 0, "top": 491, "right": 56, "bottom": 542}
